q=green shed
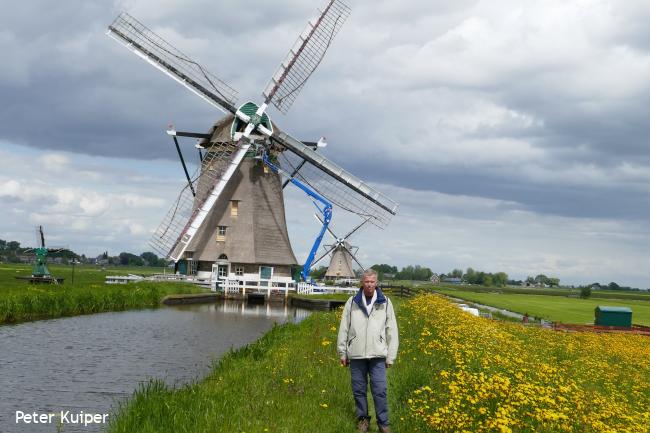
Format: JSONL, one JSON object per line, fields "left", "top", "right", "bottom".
{"left": 594, "top": 306, "right": 632, "bottom": 327}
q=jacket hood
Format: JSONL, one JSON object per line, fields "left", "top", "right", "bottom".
{"left": 353, "top": 288, "right": 387, "bottom": 316}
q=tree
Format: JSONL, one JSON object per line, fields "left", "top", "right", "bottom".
{"left": 534, "top": 274, "right": 548, "bottom": 285}
{"left": 7, "top": 241, "right": 20, "bottom": 251}
{"left": 464, "top": 268, "right": 477, "bottom": 284}
{"left": 450, "top": 268, "right": 463, "bottom": 278}
{"left": 580, "top": 285, "right": 592, "bottom": 299}
{"left": 310, "top": 266, "right": 328, "bottom": 280}
{"left": 371, "top": 264, "right": 398, "bottom": 280}
{"left": 119, "top": 252, "right": 144, "bottom": 266}
{"left": 483, "top": 274, "right": 493, "bottom": 287}
{"left": 608, "top": 282, "right": 621, "bottom": 291}
{"left": 0, "top": 239, "right": 6, "bottom": 250}
{"left": 493, "top": 272, "right": 509, "bottom": 287}
{"left": 140, "top": 252, "right": 167, "bottom": 267}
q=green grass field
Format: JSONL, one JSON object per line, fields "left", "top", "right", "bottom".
{"left": 0, "top": 263, "right": 205, "bottom": 324}
{"left": 435, "top": 288, "right": 650, "bottom": 325}
{"left": 0, "top": 263, "right": 170, "bottom": 291}
{"left": 431, "top": 283, "right": 650, "bottom": 301}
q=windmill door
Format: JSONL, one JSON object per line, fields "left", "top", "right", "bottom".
{"left": 213, "top": 255, "right": 229, "bottom": 290}
{"left": 217, "top": 265, "right": 228, "bottom": 279}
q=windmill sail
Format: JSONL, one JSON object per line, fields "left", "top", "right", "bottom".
{"left": 150, "top": 141, "right": 250, "bottom": 260}
{"left": 263, "top": 0, "right": 351, "bottom": 113}
{"left": 107, "top": 12, "right": 238, "bottom": 114}
{"left": 274, "top": 131, "right": 397, "bottom": 228}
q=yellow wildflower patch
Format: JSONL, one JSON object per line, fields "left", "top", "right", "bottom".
{"left": 400, "top": 294, "right": 650, "bottom": 433}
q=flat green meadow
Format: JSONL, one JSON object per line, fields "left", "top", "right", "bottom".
{"left": 435, "top": 288, "right": 650, "bottom": 325}
{"left": 0, "top": 263, "right": 205, "bottom": 324}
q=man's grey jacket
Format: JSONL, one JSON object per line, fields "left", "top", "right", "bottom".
{"left": 337, "top": 288, "right": 399, "bottom": 364}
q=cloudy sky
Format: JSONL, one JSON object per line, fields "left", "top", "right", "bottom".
{"left": 1, "top": 0, "right": 649, "bottom": 288}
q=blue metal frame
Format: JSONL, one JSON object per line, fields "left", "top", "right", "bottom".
{"left": 262, "top": 152, "right": 332, "bottom": 282}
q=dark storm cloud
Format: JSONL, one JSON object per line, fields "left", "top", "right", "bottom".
{"left": 2, "top": 0, "right": 650, "bottom": 226}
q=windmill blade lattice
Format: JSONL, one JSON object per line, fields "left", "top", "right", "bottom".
{"left": 263, "top": 0, "right": 351, "bottom": 113}
{"left": 107, "top": 12, "right": 239, "bottom": 113}
{"left": 277, "top": 136, "right": 397, "bottom": 228}
{"left": 149, "top": 142, "right": 247, "bottom": 260}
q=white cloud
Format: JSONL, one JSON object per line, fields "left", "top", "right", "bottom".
{"left": 0, "top": 179, "right": 21, "bottom": 197}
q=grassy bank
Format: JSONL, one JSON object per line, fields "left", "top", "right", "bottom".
{"left": 0, "top": 264, "right": 204, "bottom": 324}
{"left": 436, "top": 288, "right": 650, "bottom": 325}
{"left": 108, "top": 295, "right": 650, "bottom": 432}
{"left": 108, "top": 309, "right": 358, "bottom": 433}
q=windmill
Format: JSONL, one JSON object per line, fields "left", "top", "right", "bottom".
{"left": 106, "top": 0, "right": 398, "bottom": 288}
{"left": 311, "top": 214, "right": 368, "bottom": 281}
{"left": 16, "top": 226, "right": 65, "bottom": 284}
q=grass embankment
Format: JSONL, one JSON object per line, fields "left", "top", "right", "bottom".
{"left": 0, "top": 264, "right": 205, "bottom": 324}
{"left": 108, "top": 295, "right": 650, "bottom": 433}
{"left": 436, "top": 288, "right": 650, "bottom": 325}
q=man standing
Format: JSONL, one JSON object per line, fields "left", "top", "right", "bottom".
{"left": 337, "top": 269, "right": 399, "bottom": 433}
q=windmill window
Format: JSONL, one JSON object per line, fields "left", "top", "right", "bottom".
{"left": 235, "top": 266, "right": 244, "bottom": 276}
{"left": 216, "top": 226, "right": 227, "bottom": 242}
{"left": 230, "top": 201, "right": 239, "bottom": 217}
{"left": 259, "top": 266, "right": 273, "bottom": 280}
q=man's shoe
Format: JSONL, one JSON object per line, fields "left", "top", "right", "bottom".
{"left": 378, "top": 424, "right": 392, "bottom": 433}
{"left": 356, "top": 417, "right": 369, "bottom": 433}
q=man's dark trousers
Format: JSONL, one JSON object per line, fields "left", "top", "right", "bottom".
{"left": 350, "top": 358, "right": 389, "bottom": 426}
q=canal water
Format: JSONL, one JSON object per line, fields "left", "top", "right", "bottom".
{"left": 0, "top": 301, "right": 311, "bottom": 433}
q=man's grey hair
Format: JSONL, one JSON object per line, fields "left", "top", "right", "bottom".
{"left": 362, "top": 269, "right": 378, "bottom": 279}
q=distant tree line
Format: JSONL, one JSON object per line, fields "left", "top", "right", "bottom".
{"left": 371, "top": 264, "right": 434, "bottom": 281}
{"left": 440, "top": 268, "right": 509, "bottom": 287}
{"left": 309, "top": 263, "right": 435, "bottom": 282}
{"left": 590, "top": 281, "right": 641, "bottom": 292}
{"left": 97, "top": 251, "right": 168, "bottom": 267}
{"left": 0, "top": 239, "right": 168, "bottom": 267}
{"left": 0, "top": 239, "right": 77, "bottom": 263}
{"left": 524, "top": 274, "right": 560, "bottom": 287}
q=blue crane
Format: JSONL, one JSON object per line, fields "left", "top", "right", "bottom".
{"left": 262, "top": 152, "right": 332, "bottom": 282}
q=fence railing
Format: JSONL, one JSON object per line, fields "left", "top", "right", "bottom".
{"left": 381, "top": 285, "right": 432, "bottom": 298}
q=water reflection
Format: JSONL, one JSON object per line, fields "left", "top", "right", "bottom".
{"left": 0, "top": 300, "right": 311, "bottom": 433}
